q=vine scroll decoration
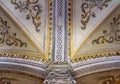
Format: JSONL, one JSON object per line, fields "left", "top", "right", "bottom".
{"left": 81, "top": 0, "right": 111, "bottom": 30}
{"left": 0, "top": 17, "right": 27, "bottom": 47}
{"left": 11, "top": 0, "right": 42, "bottom": 32}
{"left": 92, "top": 14, "right": 120, "bottom": 44}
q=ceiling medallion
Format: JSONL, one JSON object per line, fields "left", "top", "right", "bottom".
{"left": 92, "top": 14, "right": 120, "bottom": 45}
{"left": 0, "top": 17, "right": 27, "bottom": 47}
{"left": 11, "top": 0, "right": 42, "bottom": 32}
{"left": 81, "top": 0, "right": 111, "bottom": 30}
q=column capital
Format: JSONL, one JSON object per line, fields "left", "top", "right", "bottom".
{"left": 43, "top": 64, "right": 76, "bottom": 84}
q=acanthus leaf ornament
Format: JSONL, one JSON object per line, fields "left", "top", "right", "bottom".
{"left": 0, "top": 17, "right": 27, "bottom": 47}
{"left": 92, "top": 14, "right": 120, "bottom": 45}
{"left": 81, "top": 0, "right": 112, "bottom": 30}
{"left": 11, "top": 0, "right": 42, "bottom": 32}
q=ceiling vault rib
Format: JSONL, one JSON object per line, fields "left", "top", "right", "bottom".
{"left": 52, "top": 0, "right": 66, "bottom": 63}
{"left": 43, "top": 0, "right": 76, "bottom": 83}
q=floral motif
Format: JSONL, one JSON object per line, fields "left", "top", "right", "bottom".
{"left": 11, "top": 0, "right": 42, "bottom": 32}
{"left": 0, "top": 17, "right": 27, "bottom": 47}
{"left": 81, "top": 0, "right": 111, "bottom": 30}
{"left": 92, "top": 14, "right": 120, "bottom": 44}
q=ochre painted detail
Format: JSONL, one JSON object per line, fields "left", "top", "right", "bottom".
{"left": 45, "top": 0, "right": 52, "bottom": 61}
{"left": 0, "top": 16, "right": 27, "bottom": 47}
{"left": 72, "top": 50, "right": 120, "bottom": 62}
{"left": 81, "top": 0, "right": 111, "bottom": 29}
{"left": 92, "top": 14, "right": 120, "bottom": 44}
{"left": 11, "top": 0, "right": 42, "bottom": 32}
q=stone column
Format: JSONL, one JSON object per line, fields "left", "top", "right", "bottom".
{"left": 44, "top": 0, "right": 76, "bottom": 83}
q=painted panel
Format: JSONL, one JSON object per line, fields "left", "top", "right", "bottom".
{"left": 0, "top": 7, "right": 45, "bottom": 61}
{"left": 0, "top": 0, "right": 51, "bottom": 54}
{"left": 74, "top": 5, "right": 120, "bottom": 62}
{"left": 69, "top": 0, "right": 120, "bottom": 58}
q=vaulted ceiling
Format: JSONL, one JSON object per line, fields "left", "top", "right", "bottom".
{"left": 0, "top": 0, "right": 120, "bottom": 84}
{"left": 0, "top": 0, "right": 119, "bottom": 63}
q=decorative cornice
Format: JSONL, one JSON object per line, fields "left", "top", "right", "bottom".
{"left": 72, "top": 51, "right": 120, "bottom": 63}
{"left": 0, "top": 52, "right": 48, "bottom": 64}
{"left": 0, "top": 57, "right": 47, "bottom": 78}
{"left": 72, "top": 56, "right": 120, "bottom": 78}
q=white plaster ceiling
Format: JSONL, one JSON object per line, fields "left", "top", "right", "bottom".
{"left": 0, "top": 0, "right": 120, "bottom": 63}
{"left": 69, "top": 0, "right": 120, "bottom": 62}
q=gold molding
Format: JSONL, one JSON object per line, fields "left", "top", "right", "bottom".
{"left": 45, "top": 0, "right": 52, "bottom": 61}
{"left": 68, "top": 0, "right": 74, "bottom": 58}
{"left": 72, "top": 50, "right": 120, "bottom": 63}
{"left": 0, "top": 51, "right": 46, "bottom": 62}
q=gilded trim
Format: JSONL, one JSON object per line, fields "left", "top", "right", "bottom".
{"left": 68, "top": 0, "right": 74, "bottom": 58}
{"left": 0, "top": 51, "right": 47, "bottom": 63}
{"left": 45, "top": 0, "right": 52, "bottom": 61}
{"left": 72, "top": 50, "right": 120, "bottom": 63}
